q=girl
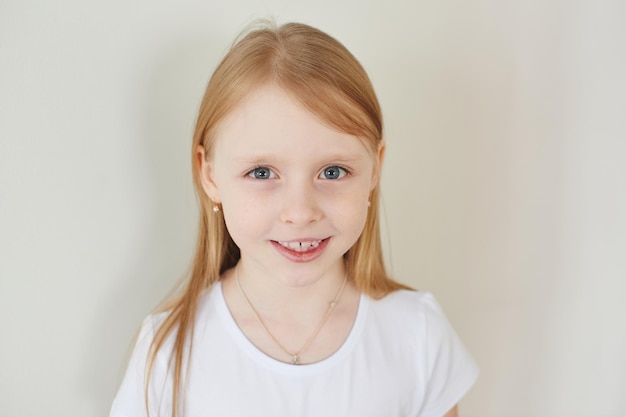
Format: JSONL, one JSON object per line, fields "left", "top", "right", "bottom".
{"left": 110, "top": 21, "right": 478, "bottom": 417}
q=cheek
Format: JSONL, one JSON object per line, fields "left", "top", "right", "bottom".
{"left": 220, "top": 192, "right": 273, "bottom": 244}
{"left": 329, "top": 192, "right": 370, "bottom": 237}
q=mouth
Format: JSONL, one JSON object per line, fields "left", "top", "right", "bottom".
{"left": 270, "top": 238, "right": 330, "bottom": 262}
{"left": 275, "top": 239, "right": 323, "bottom": 252}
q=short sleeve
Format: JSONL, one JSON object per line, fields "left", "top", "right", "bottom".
{"left": 109, "top": 314, "right": 172, "bottom": 417}
{"left": 419, "top": 293, "right": 479, "bottom": 417}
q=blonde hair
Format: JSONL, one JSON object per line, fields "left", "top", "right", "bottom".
{"left": 146, "top": 21, "right": 410, "bottom": 416}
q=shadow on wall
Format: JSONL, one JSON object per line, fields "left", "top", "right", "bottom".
{"left": 81, "top": 35, "right": 226, "bottom": 414}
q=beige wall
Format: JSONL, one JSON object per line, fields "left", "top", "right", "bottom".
{"left": 1, "top": 1, "right": 624, "bottom": 416}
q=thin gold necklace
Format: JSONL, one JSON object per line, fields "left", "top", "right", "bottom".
{"left": 235, "top": 267, "right": 348, "bottom": 365}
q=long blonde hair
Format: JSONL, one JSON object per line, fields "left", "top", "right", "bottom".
{"left": 146, "top": 20, "right": 410, "bottom": 417}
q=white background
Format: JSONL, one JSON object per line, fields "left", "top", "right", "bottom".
{"left": 1, "top": 1, "right": 625, "bottom": 416}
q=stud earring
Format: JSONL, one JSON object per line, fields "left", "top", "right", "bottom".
{"left": 367, "top": 201, "right": 371, "bottom": 207}
{"left": 212, "top": 205, "right": 220, "bottom": 213}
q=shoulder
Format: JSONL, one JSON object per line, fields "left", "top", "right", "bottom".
{"left": 369, "top": 289, "right": 446, "bottom": 325}
{"left": 369, "top": 290, "right": 479, "bottom": 415}
{"left": 140, "top": 310, "right": 170, "bottom": 337}
{"left": 109, "top": 311, "right": 172, "bottom": 417}
{"left": 366, "top": 289, "right": 475, "bottom": 366}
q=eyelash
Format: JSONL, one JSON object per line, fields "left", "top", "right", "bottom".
{"left": 245, "top": 165, "right": 351, "bottom": 180}
{"left": 319, "top": 165, "right": 349, "bottom": 180}
{"left": 247, "top": 166, "right": 276, "bottom": 180}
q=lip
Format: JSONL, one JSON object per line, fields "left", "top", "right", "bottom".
{"left": 270, "top": 237, "right": 330, "bottom": 263}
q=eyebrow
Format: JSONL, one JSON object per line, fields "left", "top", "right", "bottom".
{"left": 234, "top": 153, "right": 367, "bottom": 164}
{"left": 233, "top": 155, "right": 279, "bottom": 165}
{"left": 322, "top": 154, "right": 367, "bottom": 163}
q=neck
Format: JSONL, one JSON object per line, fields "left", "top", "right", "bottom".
{"left": 220, "top": 258, "right": 360, "bottom": 365}
{"left": 226, "top": 259, "right": 347, "bottom": 317}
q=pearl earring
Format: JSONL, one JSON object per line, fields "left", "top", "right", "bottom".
{"left": 212, "top": 205, "right": 220, "bottom": 212}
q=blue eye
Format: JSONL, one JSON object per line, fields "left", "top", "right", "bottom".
{"left": 248, "top": 167, "right": 275, "bottom": 179}
{"left": 320, "top": 166, "right": 347, "bottom": 180}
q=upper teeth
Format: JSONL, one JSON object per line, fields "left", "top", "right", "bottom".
{"left": 278, "top": 240, "right": 322, "bottom": 252}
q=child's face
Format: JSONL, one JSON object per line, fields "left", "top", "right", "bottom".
{"left": 199, "top": 84, "right": 384, "bottom": 286}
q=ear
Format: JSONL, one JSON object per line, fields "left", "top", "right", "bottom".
{"left": 370, "top": 140, "right": 386, "bottom": 191}
{"left": 196, "top": 145, "right": 221, "bottom": 203}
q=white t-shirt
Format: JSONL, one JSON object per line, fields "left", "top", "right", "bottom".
{"left": 110, "top": 283, "right": 478, "bottom": 417}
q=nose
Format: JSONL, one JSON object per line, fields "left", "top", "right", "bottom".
{"left": 279, "top": 180, "right": 322, "bottom": 226}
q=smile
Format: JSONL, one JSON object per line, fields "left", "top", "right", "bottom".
{"left": 276, "top": 240, "right": 322, "bottom": 252}
{"left": 270, "top": 238, "right": 330, "bottom": 263}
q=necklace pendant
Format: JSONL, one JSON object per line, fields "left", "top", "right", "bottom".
{"left": 291, "top": 354, "right": 300, "bottom": 365}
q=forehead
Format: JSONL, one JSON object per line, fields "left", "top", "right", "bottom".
{"left": 211, "top": 84, "right": 372, "bottom": 161}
